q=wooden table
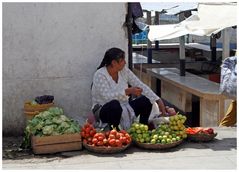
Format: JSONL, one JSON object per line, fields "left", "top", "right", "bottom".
{"left": 185, "top": 43, "right": 223, "bottom": 52}
{"left": 147, "top": 68, "right": 230, "bottom": 127}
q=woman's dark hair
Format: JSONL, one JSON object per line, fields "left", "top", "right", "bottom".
{"left": 97, "top": 47, "right": 125, "bottom": 70}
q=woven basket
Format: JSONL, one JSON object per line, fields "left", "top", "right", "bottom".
{"left": 24, "top": 111, "right": 40, "bottom": 120}
{"left": 24, "top": 101, "right": 54, "bottom": 112}
{"left": 187, "top": 133, "right": 217, "bottom": 142}
{"left": 83, "top": 142, "right": 131, "bottom": 154}
{"left": 134, "top": 139, "right": 183, "bottom": 150}
{"left": 24, "top": 101, "right": 54, "bottom": 120}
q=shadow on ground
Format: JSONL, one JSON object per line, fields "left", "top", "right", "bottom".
{"left": 3, "top": 136, "right": 236, "bottom": 160}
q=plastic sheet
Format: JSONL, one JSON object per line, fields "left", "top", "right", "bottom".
{"left": 220, "top": 56, "right": 237, "bottom": 98}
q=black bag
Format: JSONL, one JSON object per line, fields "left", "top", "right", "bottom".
{"left": 130, "top": 2, "right": 144, "bottom": 34}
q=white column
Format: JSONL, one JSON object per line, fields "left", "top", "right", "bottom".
{"left": 222, "top": 28, "right": 231, "bottom": 60}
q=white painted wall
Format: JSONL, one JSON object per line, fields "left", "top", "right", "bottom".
{"left": 3, "top": 3, "right": 128, "bottom": 136}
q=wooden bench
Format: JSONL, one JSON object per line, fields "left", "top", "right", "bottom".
{"left": 147, "top": 67, "right": 231, "bottom": 127}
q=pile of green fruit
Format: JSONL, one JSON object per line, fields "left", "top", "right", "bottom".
{"left": 128, "top": 113, "right": 187, "bottom": 144}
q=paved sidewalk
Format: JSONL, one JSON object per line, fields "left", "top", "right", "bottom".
{"left": 2, "top": 127, "right": 237, "bottom": 170}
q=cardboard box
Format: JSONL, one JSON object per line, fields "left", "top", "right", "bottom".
{"left": 31, "top": 133, "right": 82, "bottom": 154}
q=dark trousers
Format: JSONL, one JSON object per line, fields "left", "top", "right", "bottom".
{"left": 99, "top": 96, "right": 153, "bottom": 127}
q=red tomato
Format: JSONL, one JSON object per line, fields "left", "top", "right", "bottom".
{"left": 85, "top": 133, "right": 90, "bottom": 138}
{"left": 103, "top": 138, "right": 108, "bottom": 145}
{"left": 207, "top": 128, "right": 214, "bottom": 134}
{"left": 110, "top": 129, "right": 117, "bottom": 136}
{"left": 109, "top": 139, "right": 116, "bottom": 146}
{"left": 90, "top": 130, "right": 95, "bottom": 137}
{"left": 97, "top": 141, "right": 104, "bottom": 146}
{"left": 120, "top": 136, "right": 126, "bottom": 143}
{"left": 109, "top": 134, "right": 116, "bottom": 139}
{"left": 94, "top": 133, "right": 100, "bottom": 138}
{"left": 124, "top": 133, "right": 131, "bottom": 139}
{"left": 115, "top": 139, "right": 122, "bottom": 147}
{"left": 116, "top": 133, "right": 121, "bottom": 139}
{"left": 98, "top": 136, "right": 104, "bottom": 141}
{"left": 92, "top": 138, "right": 98, "bottom": 144}
{"left": 98, "top": 133, "right": 105, "bottom": 138}
{"left": 85, "top": 127, "right": 91, "bottom": 134}
{"left": 80, "top": 131, "right": 86, "bottom": 138}
{"left": 120, "top": 130, "right": 127, "bottom": 135}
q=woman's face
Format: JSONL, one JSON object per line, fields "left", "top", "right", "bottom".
{"left": 112, "top": 57, "right": 126, "bottom": 71}
{"left": 116, "top": 58, "right": 126, "bottom": 71}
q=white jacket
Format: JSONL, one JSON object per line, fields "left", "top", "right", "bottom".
{"left": 91, "top": 66, "right": 160, "bottom": 129}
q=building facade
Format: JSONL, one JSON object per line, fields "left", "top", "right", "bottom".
{"left": 3, "top": 3, "right": 128, "bottom": 136}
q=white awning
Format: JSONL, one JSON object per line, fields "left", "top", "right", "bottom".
{"left": 148, "top": 3, "right": 237, "bottom": 41}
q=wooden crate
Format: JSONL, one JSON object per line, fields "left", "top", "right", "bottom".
{"left": 31, "top": 133, "right": 82, "bottom": 154}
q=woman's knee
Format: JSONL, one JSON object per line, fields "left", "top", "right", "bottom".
{"left": 142, "top": 96, "right": 151, "bottom": 104}
{"left": 137, "top": 96, "right": 152, "bottom": 107}
{"left": 108, "top": 100, "right": 122, "bottom": 113}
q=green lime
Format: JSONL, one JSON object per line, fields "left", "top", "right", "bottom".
{"left": 176, "top": 136, "right": 181, "bottom": 141}
{"left": 150, "top": 139, "right": 156, "bottom": 144}
{"left": 158, "top": 135, "right": 162, "bottom": 140}
{"left": 161, "top": 139, "right": 166, "bottom": 144}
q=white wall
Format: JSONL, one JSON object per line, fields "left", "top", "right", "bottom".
{"left": 3, "top": 3, "right": 128, "bottom": 136}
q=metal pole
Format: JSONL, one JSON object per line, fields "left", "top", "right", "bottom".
{"left": 127, "top": 3, "right": 133, "bottom": 70}
{"left": 155, "top": 11, "right": 159, "bottom": 50}
{"left": 146, "top": 10, "right": 152, "bottom": 64}
{"left": 179, "top": 12, "right": 185, "bottom": 76}
{"left": 210, "top": 36, "right": 217, "bottom": 62}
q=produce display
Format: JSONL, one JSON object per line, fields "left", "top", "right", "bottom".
{"left": 21, "top": 107, "right": 81, "bottom": 149}
{"left": 186, "top": 127, "right": 217, "bottom": 142}
{"left": 81, "top": 123, "right": 132, "bottom": 147}
{"left": 20, "top": 103, "right": 218, "bottom": 153}
{"left": 185, "top": 127, "right": 215, "bottom": 135}
{"left": 129, "top": 114, "right": 187, "bottom": 145}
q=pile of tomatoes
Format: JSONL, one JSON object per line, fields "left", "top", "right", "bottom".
{"left": 80, "top": 123, "right": 132, "bottom": 147}
{"left": 186, "top": 127, "right": 214, "bottom": 135}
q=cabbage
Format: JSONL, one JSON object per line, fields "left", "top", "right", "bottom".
{"left": 60, "top": 115, "right": 70, "bottom": 122}
{"left": 52, "top": 116, "right": 64, "bottom": 124}
{"left": 48, "top": 107, "right": 63, "bottom": 115}
{"left": 63, "top": 127, "right": 75, "bottom": 134}
{"left": 42, "top": 125, "right": 55, "bottom": 135}
{"left": 37, "top": 111, "right": 52, "bottom": 119}
{"left": 21, "top": 106, "right": 81, "bottom": 149}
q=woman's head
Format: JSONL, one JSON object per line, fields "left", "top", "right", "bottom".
{"left": 97, "top": 47, "right": 126, "bottom": 70}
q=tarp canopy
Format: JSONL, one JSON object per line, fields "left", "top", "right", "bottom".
{"left": 148, "top": 3, "right": 237, "bottom": 41}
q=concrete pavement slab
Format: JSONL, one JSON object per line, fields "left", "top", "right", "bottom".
{"left": 2, "top": 127, "right": 237, "bottom": 170}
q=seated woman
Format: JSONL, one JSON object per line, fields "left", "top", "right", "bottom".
{"left": 91, "top": 47, "right": 175, "bottom": 130}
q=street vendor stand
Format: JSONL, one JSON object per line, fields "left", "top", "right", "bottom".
{"left": 133, "top": 3, "right": 237, "bottom": 126}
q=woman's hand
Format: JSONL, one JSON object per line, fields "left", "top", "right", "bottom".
{"left": 125, "top": 87, "right": 143, "bottom": 96}
{"left": 166, "top": 106, "right": 176, "bottom": 115}
{"left": 156, "top": 99, "right": 166, "bottom": 115}
{"left": 156, "top": 99, "right": 177, "bottom": 116}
